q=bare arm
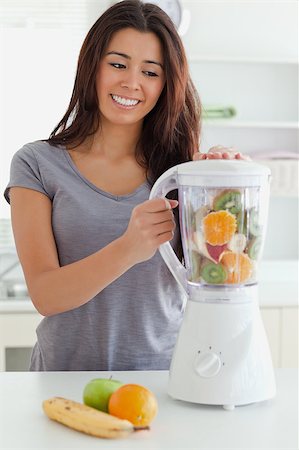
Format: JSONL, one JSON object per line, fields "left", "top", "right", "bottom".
{"left": 10, "top": 187, "right": 177, "bottom": 317}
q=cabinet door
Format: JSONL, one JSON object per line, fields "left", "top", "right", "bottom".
{"left": 0, "top": 313, "right": 41, "bottom": 371}
{"left": 281, "top": 307, "right": 298, "bottom": 368}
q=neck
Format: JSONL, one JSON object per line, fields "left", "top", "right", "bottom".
{"left": 86, "top": 117, "right": 143, "bottom": 161}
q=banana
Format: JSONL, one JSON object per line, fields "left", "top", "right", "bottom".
{"left": 43, "top": 397, "right": 147, "bottom": 439}
{"left": 227, "top": 233, "right": 247, "bottom": 253}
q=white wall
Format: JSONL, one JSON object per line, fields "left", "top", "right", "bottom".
{"left": 182, "top": 0, "right": 298, "bottom": 61}
{"left": 1, "top": 2, "right": 298, "bottom": 264}
{"left": 0, "top": 1, "right": 110, "bottom": 218}
{"left": 0, "top": 29, "right": 84, "bottom": 216}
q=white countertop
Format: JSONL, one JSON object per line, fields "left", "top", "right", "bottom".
{"left": 0, "top": 369, "right": 298, "bottom": 449}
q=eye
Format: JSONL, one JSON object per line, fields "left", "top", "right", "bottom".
{"left": 109, "top": 63, "right": 126, "bottom": 69}
{"left": 143, "top": 71, "right": 158, "bottom": 77}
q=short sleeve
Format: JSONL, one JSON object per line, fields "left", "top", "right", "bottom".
{"left": 4, "top": 144, "right": 50, "bottom": 204}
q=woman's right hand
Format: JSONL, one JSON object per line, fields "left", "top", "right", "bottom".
{"left": 10, "top": 189, "right": 177, "bottom": 316}
{"left": 122, "top": 198, "right": 178, "bottom": 264}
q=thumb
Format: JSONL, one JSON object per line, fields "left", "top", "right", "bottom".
{"left": 165, "top": 199, "right": 179, "bottom": 209}
{"left": 193, "top": 152, "right": 207, "bottom": 160}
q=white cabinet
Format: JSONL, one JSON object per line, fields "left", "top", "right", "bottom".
{"left": 181, "top": 1, "right": 298, "bottom": 156}
{"left": 0, "top": 311, "right": 42, "bottom": 371}
{"left": 261, "top": 308, "right": 281, "bottom": 367}
{"left": 281, "top": 307, "right": 299, "bottom": 367}
{"left": 191, "top": 60, "right": 298, "bottom": 157}
{"left": 261, "top": 307, "right": 298, "bottom": 369}
{"left": 0, "top": 305, "right": 297, "bottom": 370}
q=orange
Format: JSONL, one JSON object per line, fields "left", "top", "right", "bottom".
{"left": 220, "top": 251, "right": 253, "bottom": 284}
{"left": 203, "top": 211, "right": 237, "bottom": 245}
{"left": 108, "top": 384, "right": 158, "bottom": 427}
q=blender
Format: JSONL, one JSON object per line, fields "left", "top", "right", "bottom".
{"left": 149, "top": 159, "right": 276, "bottom": 410}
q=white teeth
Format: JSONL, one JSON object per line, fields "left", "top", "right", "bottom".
{"left": 112, "top": 95, "right": 139, "bottom": 106}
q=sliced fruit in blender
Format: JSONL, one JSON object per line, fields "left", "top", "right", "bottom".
{"left": 194, "top": 205, "right": 210, "bottom": 230}
{"left": 193, "top": 231, "right": 212, "bottom": 259}
{"left": 247, "top": 236, "right": 262, "bottom": 260}
{"left": 220, "top": 251, "right": 253, "bottom": 284}
{"left": 202, "top": 210, "right": 237, "bottom": 245}
{"left": 227, "top": 233, "right": 247, "bottom": 253}
{"left": 200, "top": 262, "right": 227, "bottom": 284}
{"left": 213, "top": 190, "right": 242, "bottom": 215}
{"left": 248, "top": 208, "right": 261, "bottom": 237}
{"left": 236, "top": 210, "right": 248, "bottom": 235}
{"left": 206, "top": 243, "right": 227, "bottom": 262}
{"left": 190, "top": 251, "right": 202, "bottom": 282}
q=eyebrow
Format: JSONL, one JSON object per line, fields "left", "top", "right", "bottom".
{"left": 106, "top": 51, "right": 164, "bottom": 69}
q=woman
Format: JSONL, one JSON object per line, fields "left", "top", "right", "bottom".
{"left": 4, "top": 0, "right": 246, "bottom": 371}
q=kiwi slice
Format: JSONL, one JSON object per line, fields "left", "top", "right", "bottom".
{"left": 248, "top": 237, "right": 262, "bottom": 260}
{"left": 213, "top": 190, "right": 242, "bottom": 215}
{"left": 201, "top": 262, "right": 227, "bottom": 284}
{"left": 249, "top": 208, "right": 261, "bottom": 237}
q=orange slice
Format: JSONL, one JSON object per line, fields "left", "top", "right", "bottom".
{"left": 220, "top": 251, "right": 253, "bottom": 284}
{"left": 202, "top": 211, "right": 237, "bottom": 245}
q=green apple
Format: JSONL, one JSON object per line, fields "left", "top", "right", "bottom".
{"left": 83, "top": 378, "right": 123, "bottom": 412}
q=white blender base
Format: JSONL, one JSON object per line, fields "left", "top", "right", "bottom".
{"left": 168, "top": 285, "right": 276, "bottom": 409}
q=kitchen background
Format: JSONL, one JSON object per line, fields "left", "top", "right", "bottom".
{"left": 0, "top": 0, "right": 298, "bottom": 371}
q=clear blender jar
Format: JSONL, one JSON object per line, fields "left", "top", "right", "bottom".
{"left": 149, "top": 159, "right": 271, "bottom": 295}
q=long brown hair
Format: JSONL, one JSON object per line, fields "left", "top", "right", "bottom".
{"left": 48, "top": 0, "right": 201, "bottom": 182}
{"left": 48, "top": 0, "right": 201, "bottom": 260}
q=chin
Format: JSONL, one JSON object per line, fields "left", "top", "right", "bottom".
{"left": 104, "top": 113, "right": 144, "bottom": 127}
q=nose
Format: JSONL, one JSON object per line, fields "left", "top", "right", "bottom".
{"left": 120, "top": 68, "right": 141, "bottom": 91}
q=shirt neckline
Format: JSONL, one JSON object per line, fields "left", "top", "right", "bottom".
{"left": 61, "top": 145, "right": 149, "bottom": 200}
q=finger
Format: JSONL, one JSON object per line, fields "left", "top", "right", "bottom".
{"left": 199, "top": 153, "right": 207, "bottom": 160}
{"left": 193, "top": 152, "right": 207, "bottom": 160}
{"left": 166, "top": 199, "right": 179, "bottom": 209}
{"left": 141, "top": 198, "right": 177, "bottom": 213}
{"left": 150, "top": 210, "right": 175, "bottom": 225}
{"left": 223, "top": 152, "right": 235, "bottom": 159}
{"left": 206, "top": 152, "right": 222, "bottom": 159}
{"left": 154, "top": 220, "right": 175, "bottom": 236}
{"left": 208, "top": 145, "right": 225, "bottom": 154}
{"left": 156, "top": 231, "right": 174, "bottom": 246}
{"left": 193, "top": 152, "right": 200, "bottom": 160}
{"left": 161, "top": 199, "right": 179, "bottom": 210}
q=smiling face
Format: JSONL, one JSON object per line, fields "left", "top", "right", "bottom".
{"left": 96, "top": 27, "right": 165, "bottom": 130}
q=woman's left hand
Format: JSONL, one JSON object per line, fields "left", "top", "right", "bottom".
{"left": 193, "top": 145, "right": 251, "bottom": 161}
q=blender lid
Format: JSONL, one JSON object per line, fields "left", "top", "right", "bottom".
{"left": 177, "top": 160, "right": 271, "bottom": 187}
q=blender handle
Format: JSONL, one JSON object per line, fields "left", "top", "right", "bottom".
{"left": 149, "top": 166, "right": 188, "bottom": 295}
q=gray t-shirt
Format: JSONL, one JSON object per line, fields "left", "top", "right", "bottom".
{"left": 4, "top": 141, "right": 185, "bottom": 371}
